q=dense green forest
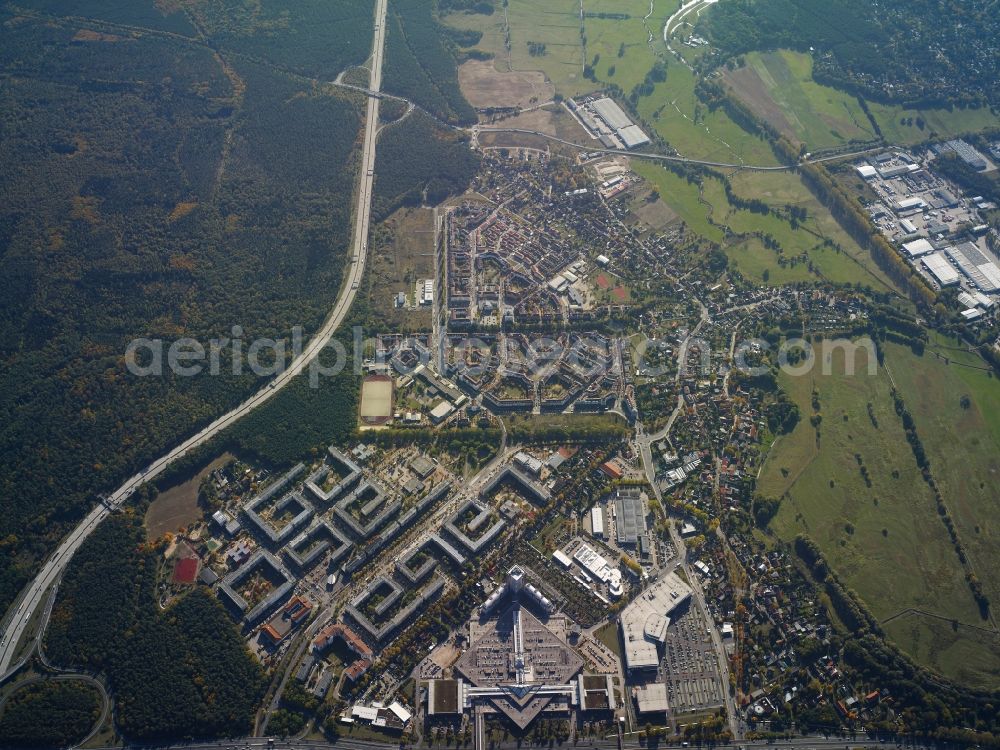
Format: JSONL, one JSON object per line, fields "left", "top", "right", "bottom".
{"left": 383, "top": 0, "right": 478, "bottom": 125}
{"left": 227, "top": 335, "right": 360, "bottom": 466}
{"left": 0, "top": 5, "right": 366, "bottom": 616}
{"left": 44, "top": 514, "right": 154, "bottom": 669}
{"left": 700, "top": 0, "right": 1000, "bottom": 106}
{"left": 0, "top": 680, "right": 102, "bottom": 749}
{"left": 373, "top": 112, "right": 481, "bottom": 220}
{"left": 14, "top": 0, "right": 197, "bottom": 34}
{"left": 185, "top": 0, "right": 375, "bottom": 79}
{"left": 0, "top": 0, "right": 482, "bottom": 623}
{"left": 18, "top": 0, "right": 375, "bottom": 80}
{"left": 45, "top": 513, "right": 265, "bottom": 741}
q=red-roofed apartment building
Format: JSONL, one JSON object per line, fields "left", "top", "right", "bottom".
{"left": 600, "top": 459, "right": 625, "bottom": 480}
{"left": 312, "top": 622, "right": 373, "bottom": 659}
{"left": 344, "top": 658, "right": 372, "bottom": 682}
{"left": 261, "top": 596, "right": 314, "bottom": 646}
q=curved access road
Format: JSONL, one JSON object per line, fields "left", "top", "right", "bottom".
{"left": 473, "top": 126, "right": 794, "bottom": 170}
{"left": 0, "top": 673, "right": 110, "bottom": 749}
{"left": 0, "top": 0, "right": 388, "bottom": 681}
{"left": 61, "top": 734, "right": 939, "bottom": 750}
{"left": 474, "top": 126, "right": 895, "bottom": 172}
{"left": 664, "top": 0, "right": 719, "bottom": 39}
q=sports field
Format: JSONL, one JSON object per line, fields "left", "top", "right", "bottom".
{"left": 359, "top": 375, "right": 393, "bottom": 425}
{"left": 758, "top": 340, "right": 1000, "bottom": 689}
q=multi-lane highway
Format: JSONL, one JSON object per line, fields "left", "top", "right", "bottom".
{"left": 85, "top": 734, "right": 938, "bottom": 750}
{"left": 0, "top": 0, "right": 389, "bottom": 681}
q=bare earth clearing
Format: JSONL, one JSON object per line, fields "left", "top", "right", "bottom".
{"left": 458, "top": 59, "right": 554, "bottom": 111}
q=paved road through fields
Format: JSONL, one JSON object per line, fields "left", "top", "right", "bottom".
{"left": 0, "top": 0, "right": 389, "bottom": 681}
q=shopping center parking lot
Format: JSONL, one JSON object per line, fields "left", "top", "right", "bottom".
{"left": 658, "top": 600, "right": 724, "bottom": 712}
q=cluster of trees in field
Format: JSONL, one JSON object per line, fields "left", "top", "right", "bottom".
{"left": 933, "top": 152, "right": 1000, "bottom": 205}
{"left": 764, "top": 393, "right": 801, "bottom": 434}
{"left": 444, "top": 25, "right": 484, "bottom": 48}
{"left": 868, "top": 304, "right": 928, "bottom": 353}
{"left": 527, "top": 41, "right": 547, "bottom": 57}
{"left": 0, "top": 681, "right": 102, "bottom": 748}
{"left": 44, "top": 513, "right": 266, "bottom": 741}
{"left": 700, "top": 0, "right": 1000, "bottom": 107}
{"left": 373, "top": 112, "right": 481, "bottom": 220}
{"left": 439, "top": 0, "right": 494, "bottom": 14}
{"left": 383, "top": 0, "right": 477, "bottom": 125}
{"left": 0, "top": 15, "right": 366, "bottom": 616}
{"left": 751, "top": 494, "right": 781, "bottom": 527}
{"left": 627, "top": 61, "right": 667, "bottom": 105}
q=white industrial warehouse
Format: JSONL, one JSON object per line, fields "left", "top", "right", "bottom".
{"left": 568, "top": 95, "right": 651, "bottom": 150}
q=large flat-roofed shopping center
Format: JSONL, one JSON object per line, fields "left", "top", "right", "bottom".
{"left": 425, "top": 567, "right": 615, "bottom": 729}
{"left": 619, "top": 572, "right": 692, "bottom": 672}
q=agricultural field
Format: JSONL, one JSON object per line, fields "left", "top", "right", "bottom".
{"left": 883, "top": 337, "right": 1000, "bottom": 620}
{"left": 630, "top": 162, "right": 898, "bottom": 291}
{"left": 758, "top": 341, "right": 1000, "bottom": 689}
{"left": 722, "top": 51, "right": 876, "bottom": 150}
{"left": 582, "top": 0, "right": 662, "bottom": 95}
{"left": 721, "top": 50, "right": 1000, "bottom": 151}
{"left": 445, "top": 0, "right": 625, "bottom": 97}
{"left": 632, "top": 49, "right": 780, "bottom": 166}
{"left": 506, "top": 0, "right": 589, "bottom": 97}
{"left": 458, "top": 59, "right": 554, "bottom": 110}
{"left": 867, "top": 102, "right": 1000, "bottom": 146}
